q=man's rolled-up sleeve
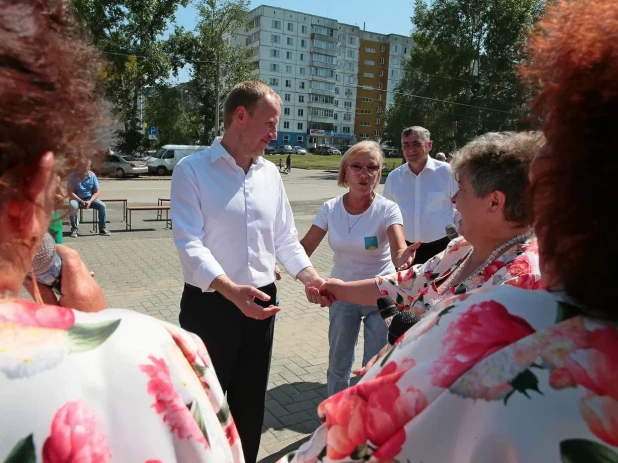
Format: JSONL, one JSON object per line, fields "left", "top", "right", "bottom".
{"left": 171, "top": 162, "right": 225, "bottom": 291}
{"left": 273, "top": 177, "right": 312, "bottom": 278}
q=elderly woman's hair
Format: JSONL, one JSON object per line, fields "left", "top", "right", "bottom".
{"left": 435, "top": 152, "right": 446, "bottom": 161}
{"left": 519, "top": 0, "right": 618, "bottom": 319}
{"left": 451, "top": 132, "right": 543, "bottom": 226}
{"left": 0, "top": 0, "right": 101, "bottom": 189}
{"left": 338, "top": 141, "right": 384, "bottom": 188}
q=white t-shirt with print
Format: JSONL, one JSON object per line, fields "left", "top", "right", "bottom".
{"left": 314, "top": 194, "right": 403, "bottom": 282}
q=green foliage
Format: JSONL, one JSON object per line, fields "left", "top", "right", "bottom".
{"left": 384, "top": 0, "right": 545, "bottom": 154}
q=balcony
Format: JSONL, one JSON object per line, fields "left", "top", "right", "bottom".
{"left": 310, "top": 44, "right": 338, "bottom": 57}
{"left": 308, "top": 86, "right": 336, "bottom": 97}
{"left": 311, "top": 32, "right": 338, "bottom": 43}
{"left": 310, "top": 57, "right": 337, "bottom": 70}
{"left": 308, "top": 113, "right": 337, "bottom": 123}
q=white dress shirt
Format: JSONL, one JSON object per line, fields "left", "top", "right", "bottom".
{"left": 171, "top": 140, "right": 312, "bottom": 292}
{"left": 383, "top": 157, "right": 458, "bottom": 243}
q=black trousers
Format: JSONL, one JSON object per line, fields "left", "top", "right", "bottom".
{"left": 179, "top": 282, "right": 277, "bottom": 463}
{"left": 407, "top": 236, "right": 451, "bottom": 265}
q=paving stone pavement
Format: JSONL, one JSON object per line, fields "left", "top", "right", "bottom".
{"left": 38, "top": 170, "right": 379, "bottom": 463}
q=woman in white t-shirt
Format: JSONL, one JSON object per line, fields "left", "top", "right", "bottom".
{"left": 300, "top": 141, "right": 417, "bottom": 396}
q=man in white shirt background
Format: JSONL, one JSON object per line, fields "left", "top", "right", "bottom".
{"left": 384, "top": 126, "right": 459, "bottom": 264}
{"left": 171, "top": 81, "right": 325, "bottom": 463}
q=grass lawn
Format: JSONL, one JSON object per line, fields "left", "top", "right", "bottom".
{"left": 267, "top": 154, "right": 403, "bottom": 174}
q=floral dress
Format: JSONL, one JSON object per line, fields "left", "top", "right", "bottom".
{"left": 280, "top": 285, "right": 618, "bottom": 463}
{"left": 0, "top": 299, "right": 244, "bottom": 463}
{"left": 377, "top": 236, "right": 544, "bottom": 315}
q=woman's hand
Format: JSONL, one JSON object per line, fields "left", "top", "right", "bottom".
{"left": 24, "top": 245, "right": 106, "bottom": 312}
{"left": 395, "top": 241, "right": 421, "bottom": 271}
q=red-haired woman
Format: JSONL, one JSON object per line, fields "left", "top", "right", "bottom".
{"left": 283, "top": 0, "right": 618, "bottom": 461}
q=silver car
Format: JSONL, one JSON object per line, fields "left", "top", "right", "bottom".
{"left": 293, "top": 146, "right": 307, "bottom": 154}
{"left": 103, "top": 154, "right": 148, "bottom": 178}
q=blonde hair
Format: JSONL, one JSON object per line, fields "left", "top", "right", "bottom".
{"left": 337, "top": 141, "right": 384, "bottom": 188}
{"left": 223, "top": 81, "right": 282, "bottom": 129}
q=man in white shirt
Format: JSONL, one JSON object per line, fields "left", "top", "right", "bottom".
{"left": 171, "top": 81, "right": 325, "bottom": 463}
{"left": 384, "top": 126, "right": 458, "bottom": 264}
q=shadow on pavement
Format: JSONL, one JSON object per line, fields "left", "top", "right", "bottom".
{"left": 258, "top": 436, "right": 311, "bottom": 463}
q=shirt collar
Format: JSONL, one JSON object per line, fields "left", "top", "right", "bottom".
{"left": 209, "top": 139, "right": 265, "bottom": 168}
{"left": 405, "top": 156, "right": 437, "bottom": 175}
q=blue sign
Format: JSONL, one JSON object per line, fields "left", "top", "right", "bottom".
{"left": 148, "top": 126, "right": 158, "bottom": 136}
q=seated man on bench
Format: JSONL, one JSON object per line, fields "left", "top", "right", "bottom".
{"left": 68, "top": 159, "right": 111, "bottom": 237}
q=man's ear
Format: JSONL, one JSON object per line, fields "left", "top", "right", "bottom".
{"left": 3, "top": 152, "right": 55, "bottom": 237}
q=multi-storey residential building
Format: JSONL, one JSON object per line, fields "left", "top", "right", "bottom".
{"left": 230, "top": 5, "right": 411, "bottom": 148}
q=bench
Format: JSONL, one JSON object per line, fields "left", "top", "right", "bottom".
{"left": 125, "top": 205, "right": 171, "bottom": 231}
{"left": 79, "top": 198, "right": 128, "bottom": 232}
{"left": 157, "top": 198, "right": 170, "bottom": 220}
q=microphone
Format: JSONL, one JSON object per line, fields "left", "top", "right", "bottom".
{"left": 377, "top": 296, "right": 398, "bottom": 328}
{"left": 388, "top": 310, "right": 421, "bottom": 345}
{"left": 445, "top": 223, "right": 459, "bottom": 240}
{"left": 31, "top": 233, "right": 62, "bottom": 295}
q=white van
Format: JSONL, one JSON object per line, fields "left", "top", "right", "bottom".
{"left": 146, "top": 145, "right": 209, "bottom": 175}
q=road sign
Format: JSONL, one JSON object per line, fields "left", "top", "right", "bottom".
{"left": 148, "top": 126, "right": 158, "bottom": 140}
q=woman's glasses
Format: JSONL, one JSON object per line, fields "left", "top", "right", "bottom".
{"left": 348, "top": 164, "right": 381, "bottom": 175}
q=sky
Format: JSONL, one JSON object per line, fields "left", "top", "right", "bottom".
{"left": 168, "top": 0, "right": 416, "bottom": 82}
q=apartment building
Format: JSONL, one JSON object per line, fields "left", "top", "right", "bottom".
{"left": 230, "top": 5, "right": 411, "bottom": 148}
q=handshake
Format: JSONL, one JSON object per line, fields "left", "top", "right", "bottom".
{"left": 304, "top": 277, "right": 343, "bottom": 307}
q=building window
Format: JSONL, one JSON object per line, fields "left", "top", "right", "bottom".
{"left": 301, "top": 39, "right": 307, "bottom": 48}
{"left": 364, "top": 60, "right": 375, "bottom": 66}
{"left": 272, "top": 20, "right": 281, "bottom": 29}
{"left": 348, "top": 36, "right": 357, "bottom": 45}
{"left": 375, "top": 130, "right": 380, "bottom": 136}
{"left": 343, "top": 126, "right": 351, "bottom": 133}
{"left": 343, "top": 113, "right": 351, "bottom": 121}
{"left": 361, "top": 122, "right": 370, "bottom": 127}
{"left": 310, "top": 94, "right": 335, "bottom": 104}
{"left": 284, "top": 107, "right": 290, "bottom": 115}
{"left": 379, "top": 57, "right": 385, "bottom": 64}
{"left": 345, "top": 88, "right": 353, "bottom": 97}
{"left": 363, "top": 72, "right": 374, "bottom": 78}
{"left": 380, "top": 44, "right": 386, "bottom": 52}
{"left": 378, "top": 93, "right": 382, "bottom": 101}
{"left": 283, "top": 135, "right": 290, "bottom": 143}
{"left": 286, "top": 51, "right": 293, "bottom": 60}
{"left": 299, "top": 81, "right": 305, "bottom": 89}
{"left": 271, "top": 34, "right": 280, "bottom": 44}
{"left": 378, "top": 82, "right": 383, "bottom": 89}
{"left": 376, "top": 118, "right": 380, "bottom": 124}
{"left": 362, "top": 97, "right": 372, "bottom": 102}
{"left": 285, "top": 79, "right": 292, "bottom": 88}
{"left": 391, "top": 69, "right": 400, "bottom": 79}
{"left": 297, "top": 122, "right": 304, "bottom": 130}
{"left": 393, "top": 45, "right": 400, "bottom": 53}
{"left": 301, "top": 25, "right": 308, "bottom": 34}
{"left": 344, "top": 75, "right": 354, "bottom": 84}
{"left": 270, "top": 63, "right": 280, "bottom": 72}
{"left": 283, "top": 121, "right": 290, "bottom": 129}
{"left": 271, "top": 49, "right": 280, "bottom": 58}
{"left": 365, "top": 47, "right": 376, "bottom": 53}
{"left": 269, "top": 77, "right": 279, "bottom": 86}
{"left": 298, "top": 109, "right": 304, "bottom": 117}
{"left": 299, "top": 67, "right": 306, "bottom": 75}
{"left": 298, "top": 95, "right": 304, "bottom": 103}
{"left": 284, "top": 93, "right": 291, "bottom": 101}
{"left": 287, "top": 22, "right": 294, "bottom": 32}
{"left": 391, "top": 57, "right": 400, "bottom": 67}
{"left": 345, "top": 62, "right": 355, "bottom": 71}
{"left": 346, "top": 49, "right": 356, "bottom": 59}
{"left": 404, "top": 47, "right": 408, "bottom": 54}
{"left": 344, "top": 101, "right": 352, "bottom": 109}
{"left": 287, "top": 37, "right": 293, "bottom": 46}
{"left": 297, "top": 135, "right": 304, "bottom": 143}
{"left": 360, "top": 133, "right": 369, "bottom": 139}
{"left": 379, "top": 69, "right": 384, "bottom": 77}
{"left": 361, "top": 109, "right": 371, "bottom": 114}
{"left": 335, "top": 87, "right": 340, "bottom": 94}
{"left": 309, "top": 108, "right": 334, "bottom": 118}
{"left": 300, "top": 53, "right": 305, "bottom": 61}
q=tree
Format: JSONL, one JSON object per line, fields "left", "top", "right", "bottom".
{"left": 143, "top": 83, "right": 201, "bottom": 146}
{"left": 384, "top": 0, "right": 545, "bottom": 154}
{"left": 70, "top": 0, "right": 189, "bottom": 154}
{"left": 168, "top": 0, "right": 255, "bottom": 144}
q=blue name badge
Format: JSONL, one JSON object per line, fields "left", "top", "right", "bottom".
{"left": 364, "top": 236, "right": 378, "bottom": 250}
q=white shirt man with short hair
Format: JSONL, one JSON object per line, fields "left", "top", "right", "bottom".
{"left": 171, "top": 81, "right": 324, "bottom": 463}
{"left": 383, "top": 126, "right": 458, "bottom": 264}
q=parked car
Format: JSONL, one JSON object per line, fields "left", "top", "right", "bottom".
{"left": 275, "top": 145, "right": 295, "bottom": 154}
{"left": 146, "top": 145, "right": 208, "bottom": 175}
{"left": 264, "top": 146, "right": 276, "bottom": 154}
{"left": 293, "top": 146, "right": 307, "bottom": 154}
{"left": 314, "top": 145, "right": 341, "bottom": 155}
{"left": 102, "top": 154, "right": 148, "bottom": 178}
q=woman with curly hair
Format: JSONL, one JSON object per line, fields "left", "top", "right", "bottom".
{"left": 284, "top": 0, "right": 618, "bottom": 461}
{"left": 0, "top": 1, "right": 243, "bottom": 461}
